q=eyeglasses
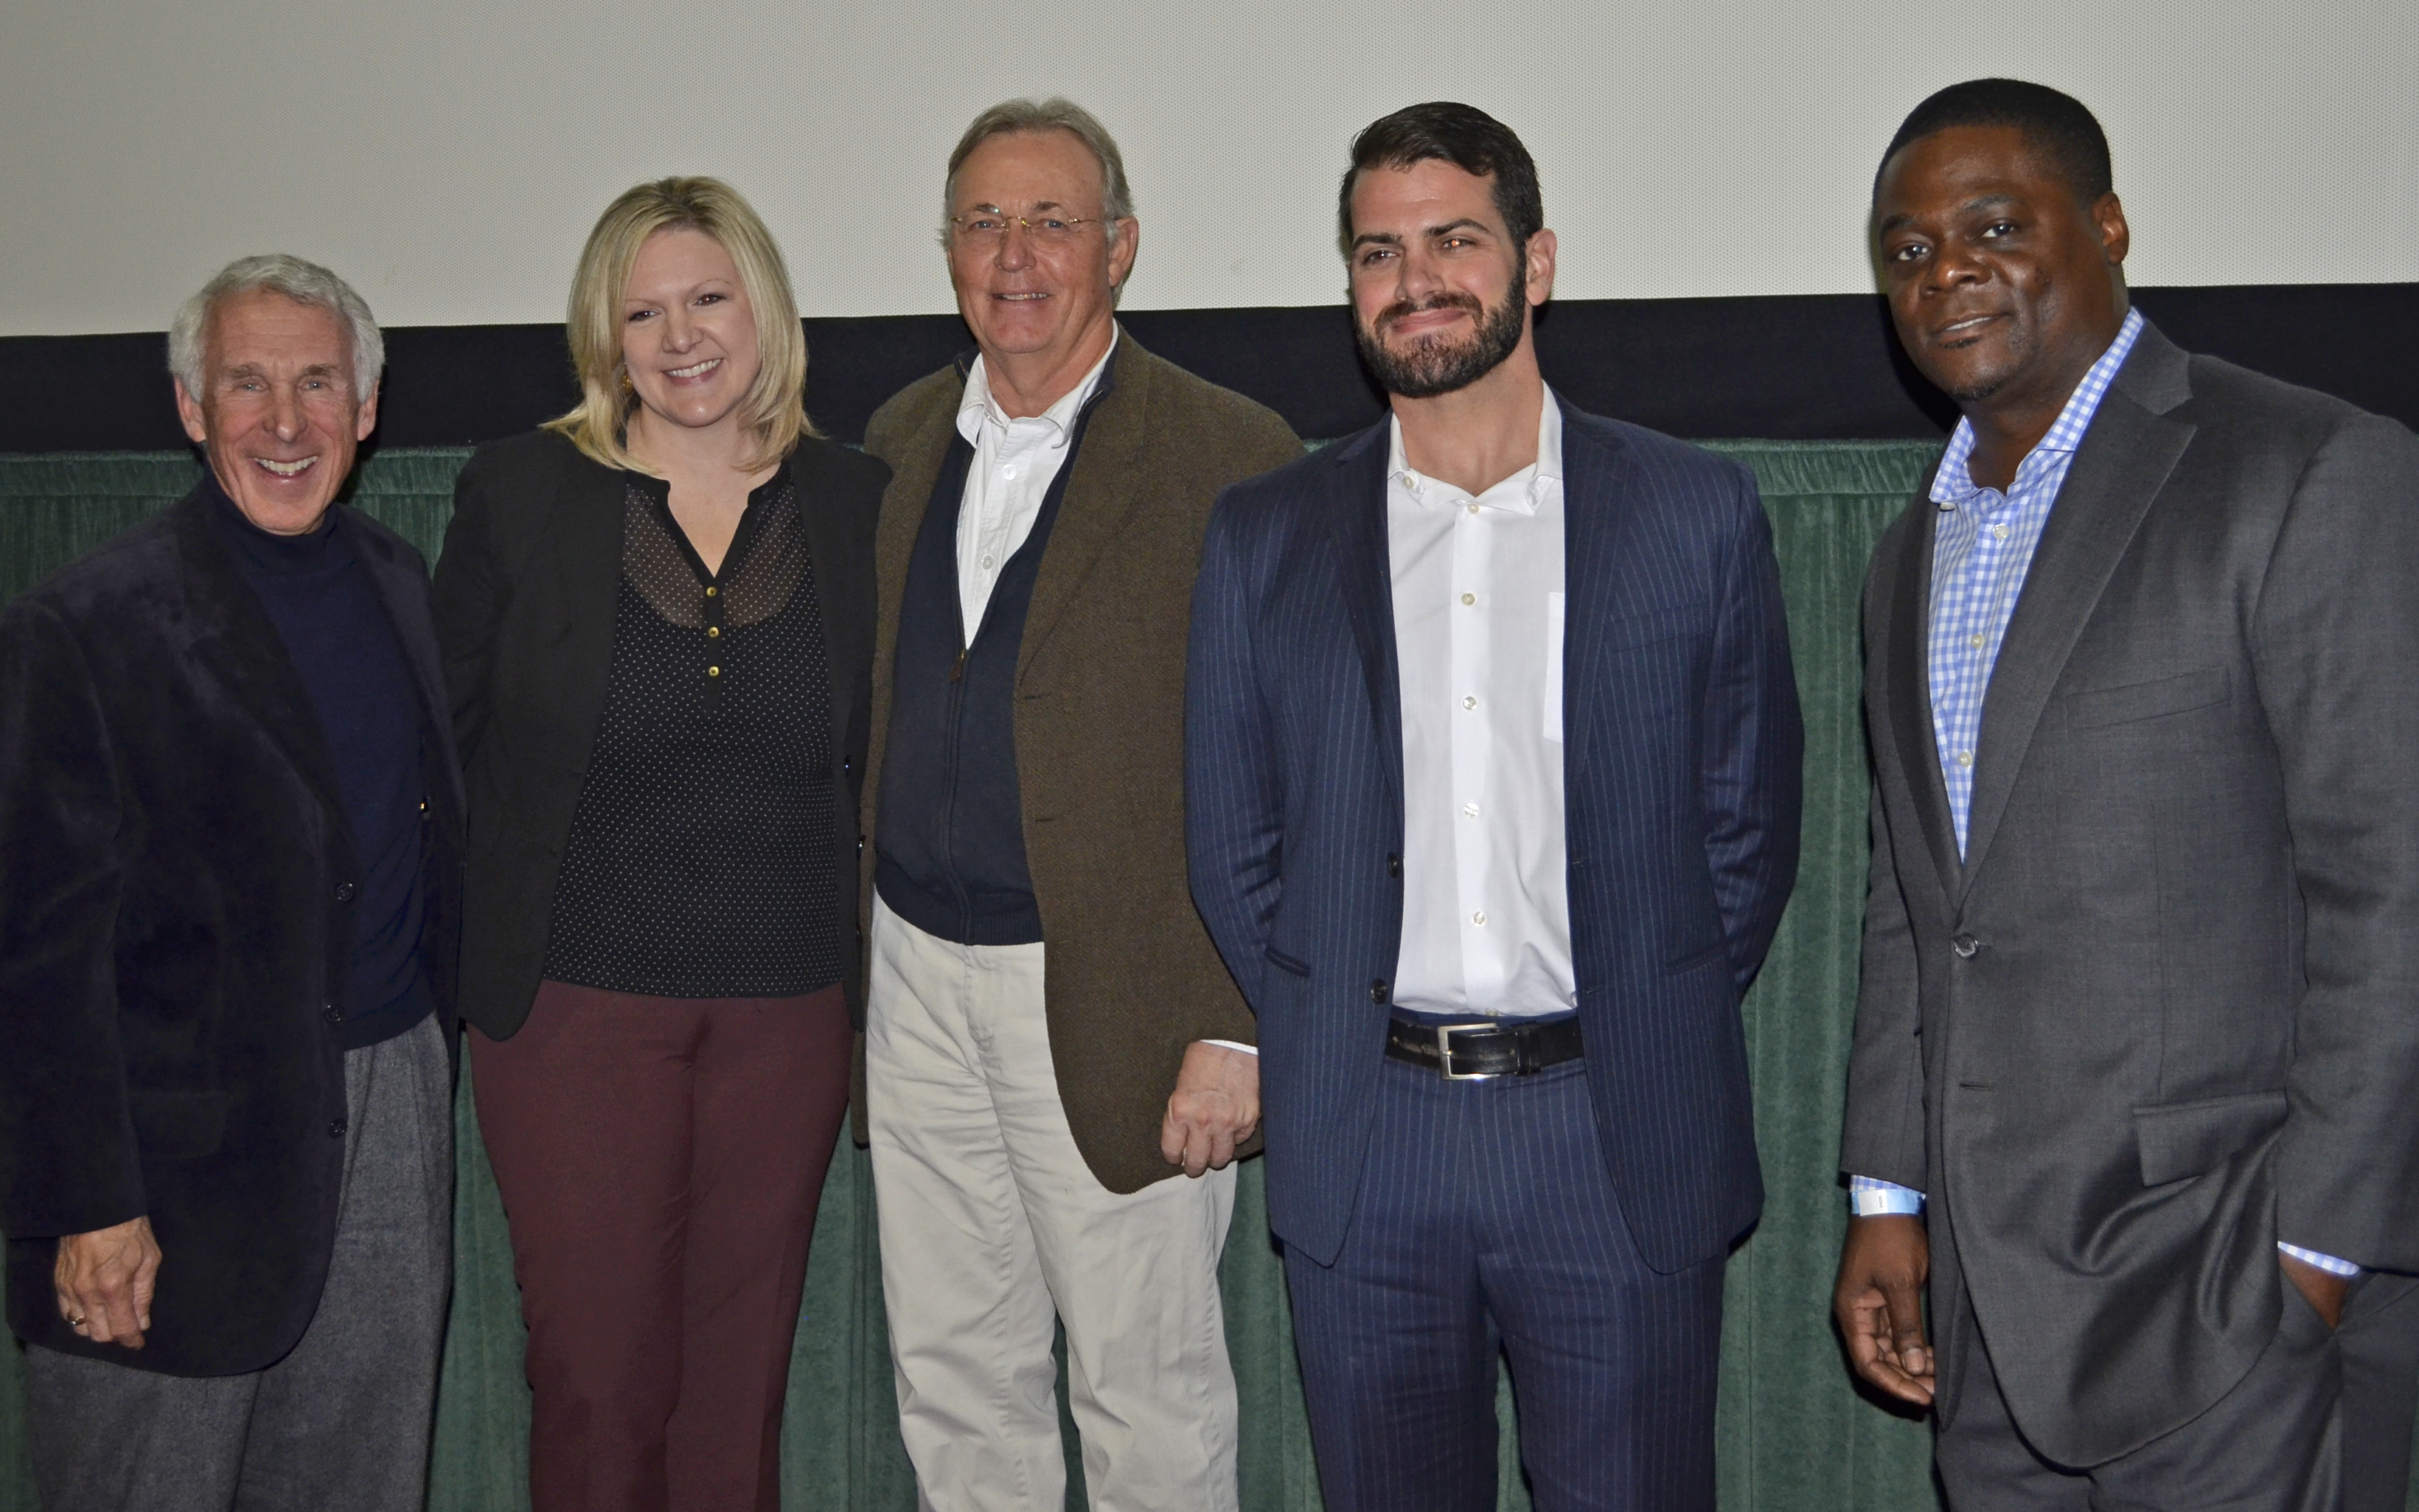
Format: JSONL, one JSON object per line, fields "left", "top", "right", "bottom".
{"left": 950, "top": 209, "right": 1107, "bottom": 248}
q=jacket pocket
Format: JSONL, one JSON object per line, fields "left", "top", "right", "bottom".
{"left": 128, "top": 1090, "right": 232, "bottom": 1161}
{"left": 2132, "top": 1089, "right": 2288, "bottom": 1186}
{"left": 1264, "top": 945, "right": 1312, "bottom": 978}
{"left": 2068, "top": 667, "right": 2229, "bottom": 730}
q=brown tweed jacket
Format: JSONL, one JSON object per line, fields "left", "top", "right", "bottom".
{"left": 858, "top": 329, "right": 1300, "bottom": 1193}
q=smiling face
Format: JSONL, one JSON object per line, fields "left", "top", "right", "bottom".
{"left": 1873, "top": 124, "right": 2129, "bottom": 412}
{"left": 619, "top": 226, "right": 762, "bottom": 445}
{"left": 1346, "top": 158, "right": 1553, "bottom": 399}
{"left": 174, "top": 288, "right": 376, "bottom": 535}
{"left": 946, "top": 128, "right": 1136, "bottom": 382}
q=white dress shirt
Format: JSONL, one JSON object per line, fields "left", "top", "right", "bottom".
{"left": 1388, "top": 392, "right": 1576, "bottom": 1018}
{"left": 952, "top": 332, "right": 1117, "bottom": 635}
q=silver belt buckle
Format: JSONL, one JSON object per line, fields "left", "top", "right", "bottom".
{"left": 1434, "top": 1022, "right": 1500, "bottom": 1081}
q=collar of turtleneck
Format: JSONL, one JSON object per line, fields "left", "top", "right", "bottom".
{"left": 203, "top": 473, "right": 347, "bottom": 576}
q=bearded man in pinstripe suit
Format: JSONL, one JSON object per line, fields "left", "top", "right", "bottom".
{"left": 1185, "top": 102, "right": 1803, "bottom": 1511}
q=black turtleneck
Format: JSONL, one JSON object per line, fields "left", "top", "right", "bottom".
{"left": 208, "top": 483, "right": 433, "bottom": 1049}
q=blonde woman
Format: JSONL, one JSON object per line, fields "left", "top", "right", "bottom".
{"left": 432, "top": 178, "right": 885, "bottom": 1512}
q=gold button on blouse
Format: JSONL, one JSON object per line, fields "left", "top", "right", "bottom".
{"left": 708, "top": 666, "right": 722, "bottom": 678}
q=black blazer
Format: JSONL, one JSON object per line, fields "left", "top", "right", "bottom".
{"left": 433, "top": 429, "right": 888, "bottom": 1036}
{"left": 1187, "top": 402, "right": 1803, "bottom": 1272}
{"left": 0, "top": 489, "right": 466, "bottom": 1375}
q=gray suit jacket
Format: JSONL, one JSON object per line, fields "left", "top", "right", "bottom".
{"left": 1842, "top": 321, "right": 2419, "bottom": 1466}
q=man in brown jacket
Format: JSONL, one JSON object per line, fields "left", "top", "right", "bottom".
{"left": 858, "top": 98, "right": 1298, "bottom": 1512}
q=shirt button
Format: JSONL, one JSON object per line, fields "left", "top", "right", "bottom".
{"left": 328, "top": 1116, "right": 347, "bottom": 1139}
{"left": 708, "top": 666, "right": 722, "bottom": 678}
{"left": 1466, "top": 503, "right": 1480, "bottom": 515}
{"left": 1463, "top": 695, "right": 1477, "bottom": 710}
{"left": 1002, "top": 465, "right": 1017, "bottom": 479}
{"left": 706, "top": 625, "right": 721, "bottom": 638}
{"left": 322, "top": 1003, "right": 342, "bottom": 1025}
{"left": 333, "top": 881, "right": 355, "bottom": 902}
{"left": 981, "top": 554, "right": 995, "bottom": 571}
{"left": 1956, "top": 750, "right": 1974, "bottom": 767}
{"left": 1969, "top": 633, "right": 1984, "bottom": 649}
{"left": 1472, "top": 910, "right": 1488, "bottom": 927}
{"left": 1952, "top": 933, "right": 1980, "bottom": 959}
{"left": 1461, "top": 593, "right": 1475, "bottom": 606}
{"left": 1993, "top": 523, "right": 2010, "bottom": 541}
{"left": 704, "top": 586, "right": 718, "bottom": 598}
{"left": 1463, "top": 801, "right": 1480, "bottom": 818}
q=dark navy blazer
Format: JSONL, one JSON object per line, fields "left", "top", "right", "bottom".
{"left": 1186, "top": 400, "right": 1803, "bottom": 1272}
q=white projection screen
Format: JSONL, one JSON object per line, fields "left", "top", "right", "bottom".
{"left": 1, "top": 0, "right": 2412, "bottom": 337}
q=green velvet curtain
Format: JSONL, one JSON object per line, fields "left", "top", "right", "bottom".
{"left": 0, "top": 439, "right": 2339, "bottom": 1512}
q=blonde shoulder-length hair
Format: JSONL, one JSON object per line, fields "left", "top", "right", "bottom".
{"left": 546, "top": 176, "right": 813, "bottom": 473}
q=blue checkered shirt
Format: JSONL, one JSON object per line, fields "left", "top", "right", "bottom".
{"left": 1849, "top": 310, "right": 2356, "bottom": 1278}
{"left": 1929, "top": 308, "right": 2142, "bottom": 855}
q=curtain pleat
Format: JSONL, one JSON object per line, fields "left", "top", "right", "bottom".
{"left": 4, "top": 438, "right": 2331, "bottom": 1512}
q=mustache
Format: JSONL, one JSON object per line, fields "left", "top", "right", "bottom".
{"left": 1374, "top": 291, "right": 1486, "bottom": 335}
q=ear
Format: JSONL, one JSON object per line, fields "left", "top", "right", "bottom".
{"left": 1107, "top": 217, "right": 1141, "bottom": 290}
{"left": 2094, "top": 192, "right": 2130, "bottom": 268}
{"left": 1524, "top": 228, "right": 1558, "bottom": 307}
{"left": 173, "top": 378, "right": 209, "bottom": 446}
{"left": 354, "top": 378, "right": 380, "bottom": 442}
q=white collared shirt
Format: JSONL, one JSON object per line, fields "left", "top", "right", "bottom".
{"left": 1388, "top": 392, "right": 1576, "bottom": 1018}
{"left": 951, "top": 332, "right": 1116, "bottom": 635}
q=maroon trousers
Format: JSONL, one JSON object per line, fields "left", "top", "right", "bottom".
{"left": 470, "top": 980, "right": 853, "bottom": 1512}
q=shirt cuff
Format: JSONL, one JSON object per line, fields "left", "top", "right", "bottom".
{"left": 2278, "top": 1241, "right": 2361, "bottom": 1278}
{"left": 1199, "top": 1039, "right": 1257, "bottom": 1056}
{"left": 1849, "top": 1176, "right": 1926, "bottom": 1217}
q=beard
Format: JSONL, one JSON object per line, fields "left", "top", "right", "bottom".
{"left": 1354, "top": 259, "right": 1529, "bottom": 399}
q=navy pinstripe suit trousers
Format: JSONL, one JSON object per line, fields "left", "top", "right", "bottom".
{"left": 1282, "top": 1056, "right": 1724, "bottom": 1511}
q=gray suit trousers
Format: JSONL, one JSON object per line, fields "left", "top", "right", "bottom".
{"left": 24, "top": 1015, "right": 453, "bottom": 1512}
{"left": 1938, "top": 1269, "right": 2419, "bottom": 1512}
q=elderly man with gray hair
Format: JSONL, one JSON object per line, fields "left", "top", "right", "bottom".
{"left": 0, "top": 254, "right": 462, "bottom": 1511}
{"left": 857, "top": 98, "right": 1298, "bottom": 1511}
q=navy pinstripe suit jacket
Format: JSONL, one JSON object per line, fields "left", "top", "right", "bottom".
{"left": 1186, "top": 400, "right": 1803, "bottom": 1272}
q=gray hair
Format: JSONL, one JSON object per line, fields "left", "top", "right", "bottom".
{"left": 167, "top": 254, "right": 384, "bottom": 402}
{"left": 939, "top": 97, "right": 1135, "bottom": 248}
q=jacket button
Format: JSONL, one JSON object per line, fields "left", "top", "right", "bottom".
{"left": 328, "top": 1116, "right": 347, "bottom": 1138}
{"left": 334, "top": 882, "right": 356, "bottom": 902}
{"left": 1387, "top": 853, "right": 1402, "bottom": 879}
{"left": 322, "top": 1003, "right": 343, "bottom": 1025}
{"left": 1370, "top": 978, "right": 1391, "bottom": 1004}
{"left": 1952, "top": 933, "right": 1980, "bottom": 959}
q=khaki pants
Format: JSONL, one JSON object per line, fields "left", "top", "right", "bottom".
{"left": 866, "top": 898, "right": 1239, "bottom": 1512}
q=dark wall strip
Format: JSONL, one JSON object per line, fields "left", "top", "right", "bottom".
{"left": 3, "top": 285, "right": 2409, "bottom": 453}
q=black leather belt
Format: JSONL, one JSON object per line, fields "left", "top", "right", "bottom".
{"left": 1385, "top": 1015, "right": 1584, "bottom": 1079}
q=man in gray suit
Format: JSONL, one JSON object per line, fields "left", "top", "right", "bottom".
{"left": 1834, "top": 78, "right": 2419, "bottom": 1509}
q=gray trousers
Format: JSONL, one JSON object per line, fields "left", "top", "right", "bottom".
{"left": 24, "top": 1014, "right": 453, "bottom": 1512}
{"left": 1938, "top": 1268, "right": 2419, "bottom": 1512}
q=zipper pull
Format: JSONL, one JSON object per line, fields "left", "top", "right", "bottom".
{"left": 950, "top": 649, "right": 967, "bottom": 682}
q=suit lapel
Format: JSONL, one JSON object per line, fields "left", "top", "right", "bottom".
{"left": 784, "top": 439, "right": 863, "bottom": 689}
{"left": 1881, "top": 491, "right": 1963, "bottom": 900}
{"left": 1957, "top": 332, "right": 2196, "bottom": 890}
{"left": 1556, "top": 406, "right": 1645, "bottom": 786}
{"left": 1328, "top": 424, "right": 1402, "bottom": 809}
{"left": 1019, "top": 330, "right": 1149, "bottom": 677}
{"left": 542, "top": 453, "right": 629, "bottom": 780}
{"left": 349, "top": 512, "right": 464, "bottom": 812}
{"left": 173, "top": 491, "right": 348, "bottom": 821}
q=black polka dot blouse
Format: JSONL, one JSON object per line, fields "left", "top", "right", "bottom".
{"left": 540, "top": 472, "right": 841, "bottom": 998}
